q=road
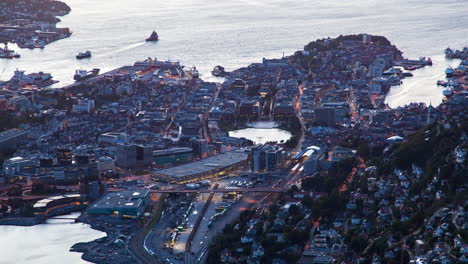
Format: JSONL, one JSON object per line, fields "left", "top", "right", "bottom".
{"left": 128, "top": 194, "right": 166, "bottom": 264}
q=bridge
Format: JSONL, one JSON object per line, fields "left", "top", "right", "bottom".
{"left": 0, "top": 187, "right": 287, "bottom": 201}
{"left": 151, "top": 187, "right": 287, "bottom": 193}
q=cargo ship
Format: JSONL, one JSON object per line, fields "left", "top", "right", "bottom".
{"left": 76, "top": 51, "right": 91, "bottom": 59}
{"left": 146, "top": 31, "right": 159, "bottom": 41}
{"left": 74, "top": 68, "right": 100, "bottom": 81}
{"left": 0, "top": 43, "right": 20, "bottom": 59}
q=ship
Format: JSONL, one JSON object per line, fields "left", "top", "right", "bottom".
{"left": 212, "top": 65, "right": 229, "bottom": 77}
{"left": 146, "top": 31, "right": 159, "bottom": 41}
{"left": 74, "top": 68, "right": 100, "bottom": 81}
{"left": 11, "top": 70, "right": 58, "bottom": 87}
{"left": 76, "top": 51, "right": 91, "bottom": 59}
{"left": 445, "top": 47, "right": 454, "bottom": 58}
{"left": 0, "top": 43, "right": 20, "bottom": 59}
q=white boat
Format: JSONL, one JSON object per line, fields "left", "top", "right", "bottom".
{"left": 442, "top": 88, "right": 452, "bottom": 96}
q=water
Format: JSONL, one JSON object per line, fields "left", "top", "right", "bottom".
{"left": 0, "top": 213, "right": 105, "bottom": 264}
{"left": 228, "top": 121, "right": 292, "bottom": 144}
{"left": 1, "top": 0, "right": 467, "bottom": 106}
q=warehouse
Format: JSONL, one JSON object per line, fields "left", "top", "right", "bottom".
{"left": 87, "top": 189, "right": 150, "bottom": 219}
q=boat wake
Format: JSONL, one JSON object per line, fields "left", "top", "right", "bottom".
{"left": 98, "top": 41, "right": 146, "bottom": 57}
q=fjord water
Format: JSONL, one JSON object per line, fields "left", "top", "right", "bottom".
{"left": 1, "top": 0, "right": 467, "bottom": 106}
{"left": 0, "top": 1, "right": 467, "bottom": 263}
{"left": 0, "top": 213, "right": 105, "bottom": 264}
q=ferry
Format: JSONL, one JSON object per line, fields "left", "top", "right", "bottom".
{"left": 146, "top": 31, "right": 159, "bottom": 41}
{"left": 76, "top": 51, "right": 91, "bottom": 59}
{"left": 0, "top": 43, "right": 20, "bottom": 59}
{"left": 11, "top": 70, "right": 58, "bottom": 87}
{"left": 74, "top": 68, "right": 100, "bottom": 81}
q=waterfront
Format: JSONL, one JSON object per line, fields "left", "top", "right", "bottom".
{"left": 0, "top": 213, "right": 105, "bottom": 264}
{"left": 1, "top": 0, "right": 467, "bottom": 107}
{"left": 228, "top": 121, "right": 292, "bottom": 144}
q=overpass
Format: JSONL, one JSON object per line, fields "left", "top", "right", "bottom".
{"left": 0, "top": 187, "right": 288, "bottom": 200}
{"left": 151, "top": 187, "right": 287, "bottom": 193}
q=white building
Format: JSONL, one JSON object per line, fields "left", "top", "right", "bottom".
{"left": 3, "top": 157, "right": 36, "bottom": 176}
{"left": 97, "top": 156, "right": 115, "bottom": 173}
{"left": 72, "top": 99, "right": 95, "bottom": 113}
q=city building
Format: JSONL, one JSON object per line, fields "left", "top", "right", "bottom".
{"left": 0, "top": 129, "right": 28, "bottom": 152}
{"left": 3, "top": 156, "right": 37, "bottom": 176}
{"left": 153, "top": 151, "right": 248, "bottom": 183}
{"left": 56, "top": 146, "right": 72, "bottom": 166}
{"left": 86, "top": 189, "right": 150, "bottom": 219}
{"left": 98, "top": 132, "right": 128, "bottom": 145}
{"left": 251, "top": 145, "right": 285, "bottom": 173}
{"left": 191, "top": 138, "right": 209, "bottom": 159}
{"left": 329, "top": 146, "right": 356, "bottom": 161}
{"left": 97, "top": 156, "right": 115, "bottom": 174}
{"left": 72, "top": 99, "right": 95, "bottom": 113}
{"left": 116, "top": 143, "right": 153, "bottom": 169}
{"left": 314, "top": 108, "right": 336, "bottom": 126}
{"left": 153, "top": 147, "right": 193, "bottom": 167}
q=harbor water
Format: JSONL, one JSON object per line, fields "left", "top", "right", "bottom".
{"left": 228, "top": 121, "right": 292, "bottom": 144}
{"left": 0, "top": 0, "right": 467, "bottom": 106}
{"left": 0, "top": 213, "right": 105, "bottom": 264}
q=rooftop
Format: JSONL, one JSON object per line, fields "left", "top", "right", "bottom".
{"left": 153, "top": 147, "right": 193, "bottom": 157}
{"left": 89, "top": 189, "right": 150, "bottom": 210}
{"left": 154, "top": 151, "right": 248, "bottom": 178}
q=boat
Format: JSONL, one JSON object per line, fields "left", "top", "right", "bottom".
{"left": 0, "top": 43, "right": 20, "bottom": 59}
{"left": 437, "top": 80, "right": 447, "bottom": 87}
{"left": 402, "top": 72, "right": 413, "bottom": 77}
{"left": 442, "top": 88, "right": 453, "bottom": 96}
{"left": 76, "top": 51, "right": 91, "bottom": 59}
{"left": 11, "top": 70, "right": 58, "bottom": 87}
{"left": 212, "top": 65, "right": 229, "bottom": 77}
{"left": 403, "top": 65, "right": 422, "bottom": 71}
{"left": 426, "top": 57, "right": 432, "bottom": 66}
{"left": 445, "top": 67, "right": 455, "bottom": 78}
{"left": 191, "top": 66, "right": 199, "bottom": 78}
{"left": 146, "top": 31, "right": 159, "bottom": 41}
{"left": 74, "top": 68, "right": 100, "bottom": 81}
{"left": 382, "top": 67, "right": 403, "bottom": 76}
{"left": 445, "top": 47, "right": 454, "bottom": 58}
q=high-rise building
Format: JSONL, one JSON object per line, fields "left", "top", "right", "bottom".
{"left": 116, "top": 144, "right": 153, "bottom": 169}
{"left": 191, "top": 138, "right": 209, "bottom": 159}
{"left": 251, "top": 145, "right": 285, "bottom": 173}
{"left": 56, "top": 146, "right": 72, "bottom": 166}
